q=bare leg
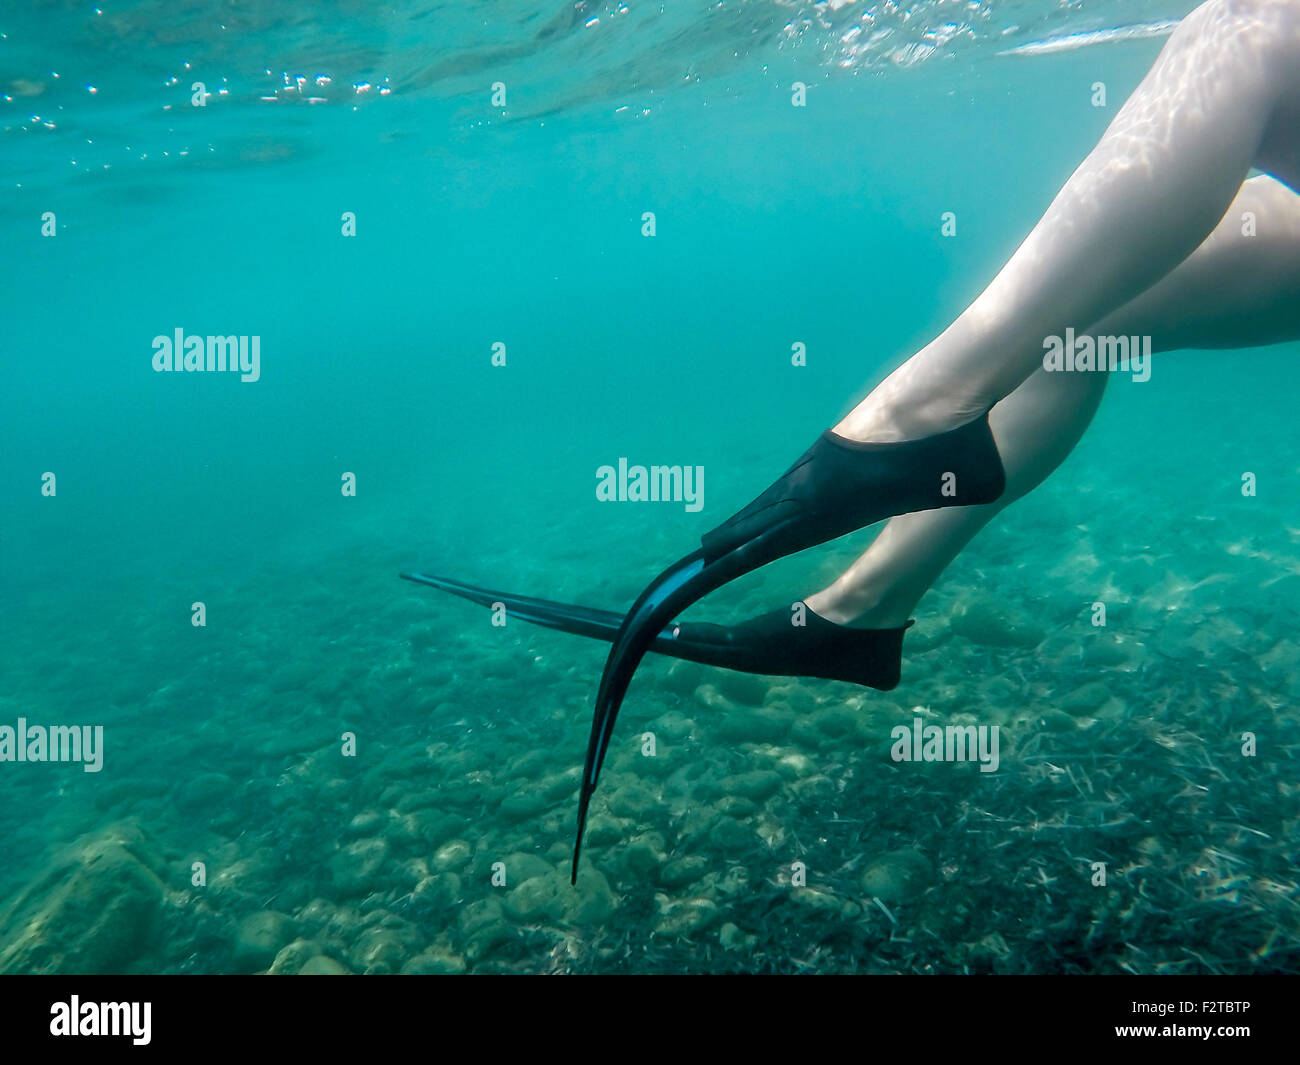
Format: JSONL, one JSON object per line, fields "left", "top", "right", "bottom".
{"left": 809, "top": 175, "right": 1300, "bottom": 626}
{"left": 835, "top": 0, "right": 1300, "bottom": 444}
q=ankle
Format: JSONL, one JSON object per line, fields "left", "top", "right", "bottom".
{"left": 805, "top": 587, "right": 913, "bottom": 630}
{"left": 834, "top": 377, "right": 992, "bottom": 445}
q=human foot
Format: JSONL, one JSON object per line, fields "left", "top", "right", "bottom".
{"left": 805, "top": 588, "right": 914, "bottom": 631}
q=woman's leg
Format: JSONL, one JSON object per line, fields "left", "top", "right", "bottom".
{"left": 808, "top": 174, "right": 1300, "bottom": 627}
{"left": 835, "top": 0, "right": 1300, "bottom": 445}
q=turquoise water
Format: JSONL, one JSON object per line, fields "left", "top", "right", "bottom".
{"left": 2, "top": 2, "right": 1297, "bottom": 974}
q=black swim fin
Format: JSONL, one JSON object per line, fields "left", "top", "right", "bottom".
{"left": 574, "top": 411, "right": 1006, "bottom": 881}
{"left": 400, "top": 570, "right": 912, "bottom": 687}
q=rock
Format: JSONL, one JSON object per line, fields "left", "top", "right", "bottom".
{"left": 402, "top": 951, "right": 467, "bottom": 975}
{"left": 717, "top": 671, "right": 768, "bottom": 707}
{"left": 207, "top": 850, "right": 277, "bottom": 906}
{"left": 648, "top": 710, "right": 695, "bottom": 742}
{"left": 717, "top": 865, "right": 750, "bottom": 897}
{"left": 266, "top": 938, "right": 322, "bottom": 975}
{"left": 0, "top": 821, "right": 169, "bottom": 975}
{"left": 1035, "top": 632, "right": 1083, "bottom": 668}
{"left": 654, "top": 896, "right": 719, "bottom": 938}
{"left": 659, "top": 856, "right": 710, "bottom": 890}
{"left": 387, "top": 813, "right": 425, "bottom": 850}
{"left": 512, "top": 749, "right": 551, "bottom": 777}
{"left": 792, "top": 774, "right": 837, "bottom": 804}
{"left": 771, "top": 749, "right": 816, "bottom": 777}
{"left": 719, "top": 922, "right": 756, "bottom": 952}
{"left": 432, "top": 839, "right": 472, "bottom": 872}
{"left": 709, "top": 703, "right": 791, "bottom": 744}
{"left": 329, "top": 838, "right": 389, "bottom": 896}
{"left": 1083, "top": 634, "right": 1139, "bottom": 668}
{"left": 351, "top": 924, "right": 420, "bottom": 975}
{"left": 498, "top": 791, "right": 549, "bottom": 822}
{"left": 715, "top": 796, "right": 759, "bottom": 819}
{"left": 567, "top": 868, "right": 617, "bottom": 925}
{"left": 609, "top": 783, "right": 659, "bottom": 821}
{"left": 502, "top": 873, "right": 567, "bottom": 924}
{"left": 982, "top": 675, "right": 1020, "bottom": 705}
{"left": 663, "top": 659, "right": 706, "bottom": 696}
{"left": 460, "top": 899, "right": 513, "bottom": 963}
{"left": 694, "top": 684, "right": 735, "bottom": 714}
{"left": 392, "top": 857, "right": 430, "bottom": 893}
{"left": 345, "top": 809, "right": 385, "bottom": 838}
{"left": 964, "top": 932, "right": 1012, "bottom": 969}
{"left": 860, "top": 848, "right": 933, "bottom": 905}
{"left": 792, "top": 707, "right": 862, "bottom": 748}
{"left": 621, "top": 833, "right": 667, "bottom": 879}
{"left": 1037, "top": 709, "right": 1076, "bottom": 732}
{"left": 584, "top": 815, "right": 626, "bottom": 848}
{"left": 904, "top": 619, "right": 951, "bottom": 653}
{"left": 459, "top": 897, "right": 503, "bottom": 939}
{"left": 791, "top": 718, "right": 824, "bottom": 749}
{"left": 292, "top": 899, "right": 364, "bottom": 941}
{"left": 296, "top": 898, "right": 341, "bottom": 934}
{"left": 791, "top": 887, "right": 861, "bottom": 921}
{"left": 808, "top": 706, "right": 861, "bottom": 740}
{"left": 410, "top": 872, "right": 462, "bottom": 913}
{"left": 359, "top": 907, "right": 408, "bottom": 931}
{"left": 501, "top": 852, "right": 553, "bottom": 885}
{"left": 539, "top": 767, "right": 582, "bottom": 802}
{"left": 298, "top": 954, "right": 350, "bottom": 975}
{"left": 409, "top": 811, "right": 464, "bottom": 847}
{"left": 708, "top": 817, "right": 752, "bottom": 852}
{"left": 716, "top": 771, "right": 783, "bottom": 803}
{"left": 951, "top": 601, "right": 1044, "bottom": 648}
{"left": 637, "top": 746, "right": 676, "bottom": 778}
{"left": 233, "top": 910, "right": 294, "bottom": 972}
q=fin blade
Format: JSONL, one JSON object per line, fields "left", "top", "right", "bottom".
{"left": 401, "top": 572, "right": 627, "bottom": 642}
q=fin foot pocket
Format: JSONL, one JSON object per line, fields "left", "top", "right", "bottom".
{"left": 700, "top": 410, "right": 1006, "bottom": 562}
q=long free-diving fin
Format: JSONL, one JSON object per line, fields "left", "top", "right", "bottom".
{"left": 399, "top": 571, "right": 910, "bottom": 685}
{"left": 573, "top": 411, "right": 1006, "bottom": 881}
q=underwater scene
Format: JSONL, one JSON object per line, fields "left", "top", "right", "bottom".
{"left": 2, "top": 0, "right": 1298, "bottom": 977}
